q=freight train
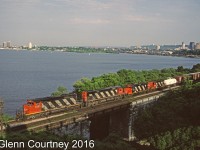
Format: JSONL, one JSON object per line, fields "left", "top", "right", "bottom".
{"left": 16, "top": 72, "right": 200, "bottom": 121}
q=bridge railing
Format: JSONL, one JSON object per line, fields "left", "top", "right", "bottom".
{"left": 131, "top": 94, "right": 162, "bottom": 107}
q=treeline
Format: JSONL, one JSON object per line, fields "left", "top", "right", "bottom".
{"left": 173, "top": 50, "right": 200, "bottom": 56}
{"left": 73, "top": 64, "right": 200, "bottom": 92}
{"left": 73, "top": 68, "right": 180, "bottom": 92}
{"left": 38, "top": 46, "right": 118, "bottom": 54}
{"left": 134, "top": 82, "right": 200, "bottom": 150}
{"left": 65, "top": 47, "right": 117, "bottom": 54}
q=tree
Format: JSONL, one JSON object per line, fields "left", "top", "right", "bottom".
{"left": 177, "top": 66, "right": 184, "bottom": 72}
{"left": 51, "top": 86, "right": 68, "bottom": 97}
{"left": 191, "top": 63, "right": 200, "bottom": 72}
{"left": 72, "top": 65, "right": 200, "bottom": 92}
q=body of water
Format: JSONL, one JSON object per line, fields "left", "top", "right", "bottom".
{"left": 0, "top": 50, "right": 199, "bottom": 115}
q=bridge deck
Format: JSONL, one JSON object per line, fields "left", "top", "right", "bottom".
{"left": 6, "top": 86, "right": 179, "bottom": 132}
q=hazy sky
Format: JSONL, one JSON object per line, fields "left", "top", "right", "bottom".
{"left": 0, "top": 0, "right": 200, "bottom": 46}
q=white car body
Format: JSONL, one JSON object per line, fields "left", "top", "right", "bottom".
{"left": 164, "top": 78, "right": 177, "bottom": 86}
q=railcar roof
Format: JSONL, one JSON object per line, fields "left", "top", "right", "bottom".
{"left": 87, "top": 86, "right": 121, "bottom": 93}
{"left": 28, "top": 93, "right": 76, "bottom": 102}
{"left": 189, "top": 72, "right": 200, "bottom": 75}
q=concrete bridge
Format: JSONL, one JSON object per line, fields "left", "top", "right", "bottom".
{"left": 5, "top": 86, "right": 177, "bottom": 140}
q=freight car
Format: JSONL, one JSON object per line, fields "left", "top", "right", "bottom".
{"left": 189, "top": 72, "right": 200, "bottom": 81}
{"left": 175, "top": 72, "right": 200, "bottom": 84}
{"left": 164, "top": 78, "right": 177, "bottom": 86}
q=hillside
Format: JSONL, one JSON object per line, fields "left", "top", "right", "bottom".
{"left": 134, "top": 82, "right": 200, "bottom": 150}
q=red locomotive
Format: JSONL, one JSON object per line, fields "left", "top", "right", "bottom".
{"left": 147, "top": 82, "right": 157, "bottom": 90}
{"left": 23, "top": 100, "right": 42, "bottom": 115}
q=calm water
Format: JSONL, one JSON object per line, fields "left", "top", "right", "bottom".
{"left": 0, "top": 50, "right": 199, "bottom": 115}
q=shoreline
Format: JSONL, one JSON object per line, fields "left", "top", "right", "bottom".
{"left": 0, "top": 48, "right": 199, "bottom": 59}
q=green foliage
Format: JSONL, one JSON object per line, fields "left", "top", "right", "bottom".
{"left": 173, "top": 50, "right": 200, "bottom": 56}
{"left": 94, "top": 133, "right": 136, "bottom": 150}
{"left": 182, "top": 79, "right": 193, "bottom": 89}
{"left": 73, "top": 67, "right": 185, "bottom": 91}
{"left": 72, "top": 64, "right": 200, "bottom": 92}
{"left": 38, "top": 46, "right": 118, "bottom": 54}
{"left": 134, "top": 83, "right": 200, "bottom": 149}
{"left": 191, "top": 63, "right": 200, "bottom": 72}
{"left": 2, "top": 114, "right": 13, "bottom": 123}
{"left": 176, "top": 65, "right": 191, "bottom": 74}
{"left": 51, "top": 86, "right": 68, "bottom": 97}
{"left": 149, "top": 127, "right": 200, "bottom": 150}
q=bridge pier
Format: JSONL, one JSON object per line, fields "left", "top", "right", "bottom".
{"left": 52, "top": 120, "right": 90, "bottom": 139}
{"left": 89, "top": 108, "right": 131, "bottom": 140}
{"left": 127, "top": 95, "right": 160, "bottom": 141}
{"left": 109, "top": 108, "right": 129, "bottom": 138}
{"left": 108, "top": 106, "right": 140, "bottom": 141}
{"left": 128, "top": 106, "right": 138, "bottom": 141}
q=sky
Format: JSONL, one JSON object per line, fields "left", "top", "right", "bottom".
{"left": 0, "top": 0, "right": 200, "bottom": 47}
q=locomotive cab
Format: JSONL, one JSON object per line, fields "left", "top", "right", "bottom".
{"left": 147, "top": 82, "right": 157, "bottom": 90}
{"left": 124, "top": 86, "right": 133, "bottom": 95}
{"left": 23, "top": 100, "right": 42, "bottom": 115}
{"left": 117, "top": 87, "right": 124, "bottom": 95}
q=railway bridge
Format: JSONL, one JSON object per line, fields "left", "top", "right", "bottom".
{"left": 6, "top": 86, "right": 177, "bottom": 140}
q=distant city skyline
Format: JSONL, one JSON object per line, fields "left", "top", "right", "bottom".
{"left": 0, "top": 0, "right": 200, "bottom": 47}
{"left": 1, "top": 40, "right": 199, "bottom": 48}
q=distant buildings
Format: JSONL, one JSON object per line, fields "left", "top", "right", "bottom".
{"left": 175, "top": 42, "right": 186, "bottom": 50}
{"left": 177, "top": 41, "right": 200, "bottom": 50}
{"left": 181, "top": 42, "right": 186, "bottom": 49}
{"left": 28, "top": 42, "right": 32, "bottom": 49}
{"left": 2, "top": 41, "right": 11, "bottom": 48}
{"left": 7, "top": 41, "right": 11, "bottom": 48}
{"left": 0, "top": 41, "right": 36, "bottom": 50}
{"left": 156, "top": 45, "right": 160, "bottom": 50}
{"left": 2, "top": 42, "right": 6, "bottom": 48}
{"left": 189, "top": 42, "right": 195, "bottom": 50}
{"left": 195, "top": 43, "right": 200, "bottom": 50}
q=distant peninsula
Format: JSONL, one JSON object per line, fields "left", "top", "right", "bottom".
{"left": 1, "top": 45, "right": 200, "bottom": 58}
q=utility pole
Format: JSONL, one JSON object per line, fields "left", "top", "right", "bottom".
{"left": 0, "top": 98, "right": 4, "bottom": 135}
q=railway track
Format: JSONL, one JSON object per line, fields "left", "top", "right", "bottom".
{"left": 6, "top": 85, "right": 180, "bottom": 132}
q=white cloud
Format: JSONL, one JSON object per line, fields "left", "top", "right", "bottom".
{"left": 68, "top": 18, "right": 110, "bottom": 24}
{"left": 124, "top": 15, "right": 150, "bottom": 22}
{"left": 123, "top": 14, "right": 174, "bottom": 23}
{"left": 44, "top": 0, "right": 112, "bottom": 10}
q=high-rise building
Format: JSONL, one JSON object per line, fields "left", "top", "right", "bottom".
{"left": 2, "top": 42, "right": 6, "bottom": 48}
{"left": 181, "top": 42, "right": 185, "bottom": 49}
{"left": 189, "top": 42, "right": 195, "bottom": 50}
{"left": 28, "top": 42, "right": 32, "bottom": 49}
{"left": 6, "top": 41, "right": 11, "bottom": 48}
{"left": 156, "top": 45, "right": 160, "bottom": 50}
{"left": 195, "top": 43, "right": 200, "bottom": 50}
